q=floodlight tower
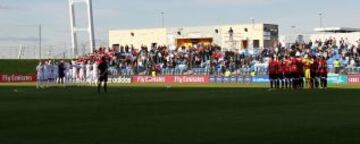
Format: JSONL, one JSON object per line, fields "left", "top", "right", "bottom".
{"left": 69, "top": 0, "right": 95, "bottom": 58}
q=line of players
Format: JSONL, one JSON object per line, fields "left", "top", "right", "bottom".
{"left": 268, "top": 55, "right": 328, "bottom": 89}
{"left": 36, "top": 60, "right": 99, "bottom": 88}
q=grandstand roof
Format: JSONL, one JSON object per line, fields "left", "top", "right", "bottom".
{"left": 314, "top": 27, "right": 360, "bottom": 33}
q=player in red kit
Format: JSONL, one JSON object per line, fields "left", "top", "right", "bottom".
{"left": 290, "top": 56, "right": 298, "bottom": 89}
{"left": 318, "top": 56, "right": 328, "bottom": 88}
{"left": 268, "top": 57, "right": 279, "bottom": 89}
{"left": 310, "top": 56, "right": 320, "bottom": 88}
{"left": 296, "top": 57, "right": 305, "bottom": 89}
{"left": 279, "top": 58, "right": 287, "bottom": 88}
{"left": 274, "top": 58, "right": 280, "bottom": 89}
{"left": 284, "top": 56, "right": 292, "bottom": 88}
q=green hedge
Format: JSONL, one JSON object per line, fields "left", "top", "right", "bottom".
{"left": 0, "top": 60, "right": 39, "bottom": 75}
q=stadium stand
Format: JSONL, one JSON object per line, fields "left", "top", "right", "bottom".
{"left": 36, "top": 37, "right": 360, "bottom": 78}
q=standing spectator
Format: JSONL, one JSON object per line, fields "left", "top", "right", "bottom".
{"left": 334, "top": 59, "right": 341, "bottom": 74}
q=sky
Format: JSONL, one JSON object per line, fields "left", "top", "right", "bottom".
{"left": 0, "top": 0, "right": 359, "bottom": 57}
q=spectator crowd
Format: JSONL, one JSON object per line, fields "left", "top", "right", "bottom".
{"left": 76, "top": 37, "right": 360, "bottom": 76}
{"left": 37, "top": 37, "right": 360, "bottom": 84}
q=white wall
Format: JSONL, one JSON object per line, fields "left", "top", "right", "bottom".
{"left": 109, "top": 28, "right": 167, "bottom": 48}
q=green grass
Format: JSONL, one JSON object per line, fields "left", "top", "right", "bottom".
{"left": 0, "top": 60, "right": 38, "bottom": 74}
{"left": 1, "top": 83, "right": 360, "bottom": 144}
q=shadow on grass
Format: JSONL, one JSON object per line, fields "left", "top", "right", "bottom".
{"left": 1, "top": 84, "right": 360, "bottom": 98}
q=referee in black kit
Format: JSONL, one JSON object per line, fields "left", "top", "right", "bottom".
{"left": 98, "top": 56, "right": 109, "bottom": 94}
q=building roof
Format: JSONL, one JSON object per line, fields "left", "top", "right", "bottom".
{"left": 110, "top": 23, "right": 279, "bottom": 32}
{"left": 314, "top": 27, "right": 360, "bottom": 33}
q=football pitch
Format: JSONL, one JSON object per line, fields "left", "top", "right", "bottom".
{"left": 1, "top": 83, "right": 360, "bottom": 144}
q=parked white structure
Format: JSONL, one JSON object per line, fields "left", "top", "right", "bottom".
{"left": 310, "top": 27, "right": 360, "bottom": 46}
{"left": 279, "top": 27, "right": 360, "bottom": 47}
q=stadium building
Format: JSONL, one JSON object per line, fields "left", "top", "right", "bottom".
{"left": 310, "top": 27, "right": 360, "bottom": 45}
{"left": 109, "top": 23, "right": 279, "bottom": 51}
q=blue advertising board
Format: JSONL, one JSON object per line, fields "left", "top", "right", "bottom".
{"left": 210, "top": 76, "right": 216, "bottom": 83}
{"left": 230, "top": 76, "right": 237, "bottom": 83}
{"left": 327, "top": 74, "right": 348, "bottom": 84}
{"left": 244, "top": 76, "right": 252, "bottom": 83}
{"left": 211, "top": 74, "right": 349, "bottom": 84}
{"left": 252, "top": 75, "right": 270, "bottom": 83}
{"left": 210, "top": 76, "right": 253, "bottom": 83}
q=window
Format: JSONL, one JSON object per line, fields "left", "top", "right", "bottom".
{"left": 112, "top": 44, "right": 120, "bottom": 49}
{"left": 253, "top": 40, "right": 260, "bottom": 48}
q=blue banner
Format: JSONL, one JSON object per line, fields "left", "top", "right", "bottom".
{"left": 252, "top": 75, "right": 269, "bottom": 83}
{"left": 230, "top": 76, "right": 237, "bottom": 83}
{"left": 244, "top": 76, "right": 252, "bottom": 83}
{"left": 210, "top": 74, "right": 349, "bottom": 84}
{"left": 327, "top": 74, "right": 348, "bottom": 84}
{"left": 223, "top": 77, "right": 231, "bottom": 83}
{"left": 210, "top": 76, "right": 253, "bottom": 83}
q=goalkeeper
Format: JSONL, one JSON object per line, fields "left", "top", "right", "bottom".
{"left": 303, "top": 55, "right": 313, "bottom": 89}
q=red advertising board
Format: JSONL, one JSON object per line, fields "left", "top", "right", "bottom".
{"left": 132, "top": 76, "right": 209, "bottom": 84}
{"left": 348, "top": 75, "right": 360, "bottom": 84}
{"left": 0, "top": 74, "right": 36, "bottom": 83}
{"left": 173, "top": 76, "right": 209, "bottom": 83}
{"left": 132, "top": 76, "right": 167, "bottom": 83}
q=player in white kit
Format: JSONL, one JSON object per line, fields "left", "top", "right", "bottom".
{"left": 85, "top": 61, "right": 92, "bottom": 85}
{"left": 71, "top": 61, "right": 78, "bottom": 84}
{"left": 36, "top": 61, "right": 44, "bottom": 88}
{"left": 64, "top": 61, "right": 71, "bottom": 85}
{"left": 92, "top": 61, "right": 98, "bottom": 85}
{"left": 52, "top": 62, "right": 58, "bottom": 85}
{"left": 43, "top": 61, "right": 52, "bottom": 87}
{"left": 78, "top": 62, "right": 85, "bottom": 84}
